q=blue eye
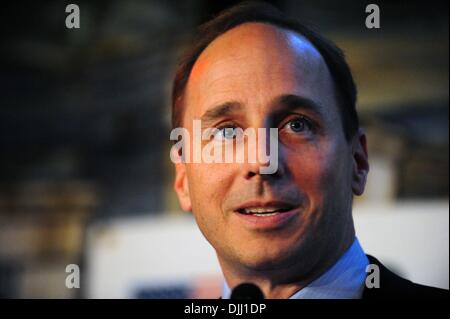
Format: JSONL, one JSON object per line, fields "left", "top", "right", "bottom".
{"left": 214, "top": 127, "right": 237, "bottom": 140}
{"left": 287, "top": 117, "right": 312, "bottom": 133}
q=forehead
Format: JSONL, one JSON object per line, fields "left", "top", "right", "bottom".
{"left": 184, "top": 22, "right": 336, "bottom": 120}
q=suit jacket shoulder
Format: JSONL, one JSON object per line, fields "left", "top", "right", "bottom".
{"left": 362, "top": 255, "right": 448, "bottom": 299}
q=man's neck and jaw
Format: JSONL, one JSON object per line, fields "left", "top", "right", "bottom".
{"left": 219, "top": 220, "right": 357, "bottom": 299}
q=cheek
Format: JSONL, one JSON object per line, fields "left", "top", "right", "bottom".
{"left": 186, "top": 163, "right": 233, "bottom": 212}
{"left": 286, "top": 142, "right": 350, "bottom": 200}
{"left": 186, "top": 163, "right": 237, "bottom": 243}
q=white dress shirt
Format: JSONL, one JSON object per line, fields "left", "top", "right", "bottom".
{"left": 221, "top": 238, "right": 369, "bottom": 299}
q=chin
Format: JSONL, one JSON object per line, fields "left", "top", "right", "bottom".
{"left": 235, "top": 244, "right": 302, "bottom": 271}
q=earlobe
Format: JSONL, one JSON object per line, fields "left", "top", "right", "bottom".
{"left": 173, "top": 162, "right": 192, "bottom": 212}
{"left": 351, "top": 128, "right": 370, "bottom": 196}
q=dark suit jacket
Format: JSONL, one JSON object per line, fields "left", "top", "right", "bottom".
{"left": 362, "top": 255, "right": 448, "bottom": 299}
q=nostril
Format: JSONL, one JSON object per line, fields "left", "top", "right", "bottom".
{"left": 246, "top": 171, "right": 258, "bottom": 179}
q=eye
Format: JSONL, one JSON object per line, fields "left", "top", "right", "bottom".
{"left": 285, "top": 117, "right": 313, "bottom": 133}
{"left": 214, "top": 127, "right": 238, "bottom": 141}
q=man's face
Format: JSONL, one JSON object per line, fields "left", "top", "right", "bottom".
{"left": 174, "top": 23, "right": 368, "bottom": 274}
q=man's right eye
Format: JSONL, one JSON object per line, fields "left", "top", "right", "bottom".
{"left": 214, "top": 127, "right": 237, "bottom": 141}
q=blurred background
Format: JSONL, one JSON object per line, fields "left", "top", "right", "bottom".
{"left": 0, "top": 0, "right": 448, "bottom": 298}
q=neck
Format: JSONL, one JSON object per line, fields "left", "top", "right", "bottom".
{"left": 221, "top": 227, "right": 356, "bottom": 299}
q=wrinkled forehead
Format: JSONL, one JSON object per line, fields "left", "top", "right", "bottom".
{"left": 184, "top": 22, "right": 334, "bottom": 121}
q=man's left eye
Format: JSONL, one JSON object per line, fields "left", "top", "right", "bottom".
{"left": 285, "top": 117, "right": 313, "bottom": 133}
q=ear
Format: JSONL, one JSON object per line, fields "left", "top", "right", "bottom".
{"left": 351, "top": 128, "right": 370, "bottom": 196}
{"left": 173, "top": 149, "right": 192, "bottom": 212}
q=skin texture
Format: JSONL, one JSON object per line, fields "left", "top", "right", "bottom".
{"left": 173, "top": 23, "right": 369, "bottom": 299}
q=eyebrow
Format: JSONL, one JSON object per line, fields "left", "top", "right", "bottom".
{"left": 200, "top": 101, "right": 243, "bottom": 126}
{"left": 199, "top": 94, "right": 325, "bottom": 126}
{"left": 270, "top": 94, "right": 325, "bottom": 118}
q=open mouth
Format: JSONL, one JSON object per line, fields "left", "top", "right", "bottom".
{"left": 236, "top": 206, "right": 294, "bottom": 217}
{"left": 233, "top": 201, "right": 298, "bottom": 229}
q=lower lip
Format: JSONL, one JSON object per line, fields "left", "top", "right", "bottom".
{"left": 234, "top": 208, "right": 298, "bottom": 230}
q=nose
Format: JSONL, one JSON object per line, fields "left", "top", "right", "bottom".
{"left": 242, "top": 127, "right": 284, "bottom": 179}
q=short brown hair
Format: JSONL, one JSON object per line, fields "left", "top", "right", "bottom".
{"left": 171, "top": 1, "right": 359, "bottom": 140}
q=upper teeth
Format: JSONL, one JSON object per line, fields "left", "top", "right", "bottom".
{"left": 243, "top": 207, "right": 281, "bottom": 214}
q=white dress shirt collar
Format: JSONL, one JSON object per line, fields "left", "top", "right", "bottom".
{"left": 221, "top": 238, "right": 369, "bottom": 299}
